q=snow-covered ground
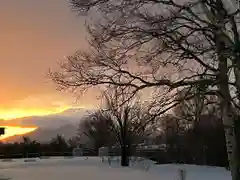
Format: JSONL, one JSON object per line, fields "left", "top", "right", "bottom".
{"left": 0, "top": 157, "right": 231, "bottom": 180}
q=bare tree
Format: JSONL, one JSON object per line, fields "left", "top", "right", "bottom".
{"left": 50, "top": 0, "right": 240, "bottom": 179}
{"left": 102, "top": 87, "right": 158, "bottom": 166}
{"left": 173, "top": 85, "right": 219, "bottom": 126}
{"left": 77, "top": 110, "right": 116, "bottom": 152}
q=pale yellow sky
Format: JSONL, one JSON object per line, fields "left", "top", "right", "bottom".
{"left": 0, "top": 1, "right": 102, "bottom": 139}
{"left": 0, "top": 0, "right": 99, "bottom": 120}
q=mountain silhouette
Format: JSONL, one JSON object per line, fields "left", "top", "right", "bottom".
{"left": 3, "top": 124, "right": 78, "bottom": 143}
{"left": 0, "top": 108, "right": 95, "bottom": 142}
{"left": 0, "top": 108, "right": 93, "bottom": 129}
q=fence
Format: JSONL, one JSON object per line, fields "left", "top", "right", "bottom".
{"left": 0, "top": 152, "right": 71, "bottom": 159}
{"left": 0, "top": 148, "right": 96, "bottom": 160}
{"left": 98, "top": 144, "right": 168, "bottom": 167}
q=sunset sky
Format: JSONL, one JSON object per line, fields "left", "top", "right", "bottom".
{"left": 0, "top": 1, "right": 96, "bottom": 138}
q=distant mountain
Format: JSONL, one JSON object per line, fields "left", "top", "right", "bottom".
{"left": 0, "top": 108, "right": 94, "bottom": 129}
{"left": 4, "top": 124, "right": 78, "bottom": 143}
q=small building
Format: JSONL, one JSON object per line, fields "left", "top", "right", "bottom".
{"left": 0, "top": 127, "right": 5, "bottom": 135}
{"left": 98, "top": 147, "right": 109, "bottom": 157}
{"left": 72, "top": 147, "right": 83, "bottom": 156}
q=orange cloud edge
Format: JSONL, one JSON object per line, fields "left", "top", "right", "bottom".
{"left": 0, "top": 106, "right": 87, "bottom": 140}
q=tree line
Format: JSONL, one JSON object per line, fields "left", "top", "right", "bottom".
{"left": 77, "top": 89, "right": 230, "bottom": 167}
{"left": 0, "top": 135, "right": 77, "bottom": 158}
{"left": 0, "top": 91, "right": 230, "bottom": 168}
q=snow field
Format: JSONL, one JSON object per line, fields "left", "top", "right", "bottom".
{"left": 0, "top": 157, "right": 231, "bottom": 180}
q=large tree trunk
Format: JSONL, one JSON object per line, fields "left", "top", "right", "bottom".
{"left": 220, "top": 89, "right": 240, "bottom": 180}
{"left": 229, "top": 15, "right": 240, "bottom": 104}
{"left": 121, "top": 145, "right": 129, "bottom": 166}
{"left": 228, "top": 12, "right": 240, "bottom": 180}
{"left": 202, "top": 1, "right": 240, "bottom": 179}
{"left": 234, "top": 67, "right": 240, "bottom": 101}
{"left": 217, "top": 26, "right": 240, "bottom": 180}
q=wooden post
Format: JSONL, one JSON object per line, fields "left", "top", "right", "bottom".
{"left": 178, "top": 169, "right": 186, "bottom": 180}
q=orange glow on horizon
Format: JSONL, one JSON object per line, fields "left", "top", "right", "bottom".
{"left": 0, "top": 106, "right": 88, "bottom": 140}
{"left": 0, "top": 107, "right": 71, "bottom": 140}
{"left": 0, "top": 126, "right": 37, "bottom": 140}
{"left": 0, "top": 107, "right": 73, "bottom": 120}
